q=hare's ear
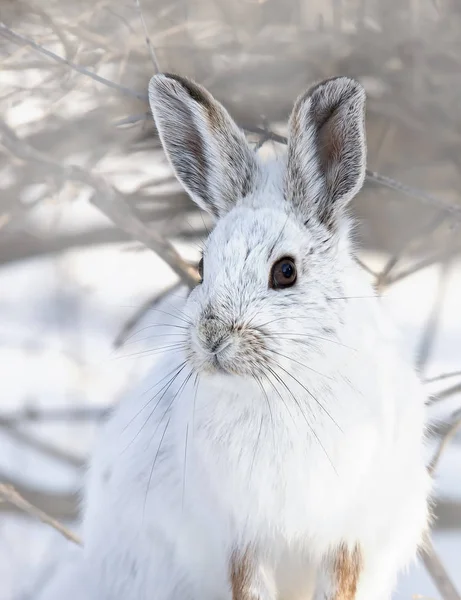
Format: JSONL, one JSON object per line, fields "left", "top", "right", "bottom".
{"left": 286, "top": 77, "right": 366, "bottom": 229}
{"left": 149, "top": 73, "right": 259, "bottom": 219}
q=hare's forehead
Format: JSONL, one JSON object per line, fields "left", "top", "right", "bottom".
{"left": 206, "top": 208, "right": 306, "bottom": 259}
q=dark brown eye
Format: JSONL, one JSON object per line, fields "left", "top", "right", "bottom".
{"left": 198, "top": 257, "right": 204, "bottom": 281}
{"left": 270, "top": 257, "right": 297, "bottom": 289}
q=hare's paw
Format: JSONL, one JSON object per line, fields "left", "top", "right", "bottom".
{"left": 229, "top": 550, "right": 276, "bottom": 600}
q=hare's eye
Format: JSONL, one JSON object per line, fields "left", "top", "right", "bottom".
{"left": 270, "top": 257, "right": 297, "bottom": 289}
{"left": 198, "top": 257, "right": 204, "bottom": 281}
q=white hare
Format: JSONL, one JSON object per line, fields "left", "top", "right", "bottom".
{"left": 40, "top": 74, "right": 432, "bottom": 600}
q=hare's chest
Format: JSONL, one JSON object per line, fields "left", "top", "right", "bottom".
{"left": 187, "top": 401, "right": 381, "bottom": 551}
{"left": 192, "top": 426, "right": 353, "bottom": 545}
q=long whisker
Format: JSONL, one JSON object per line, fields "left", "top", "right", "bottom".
{"left": 267, "top": 348, "right": 333, "bottom": 381}
{"left": 253, "top": 373, "right": 276, "bottom": 452}
{"left": 144, "top": 370, "right": 194, "bottom": 515}
{"left": 254, "top": 373, "right": 274, "bottom": 430}
{"left": 264, "top": 365, "right": 299, "bottom": 429}
{"left": 255, "top": 314, "right": 328, "bottom": 330}
{"left": 249, "top": 412, "right": 264, "bottom": 480}
{"left": 122, "top": 364, "right": 188, "bottom": 451}
{"left": 327, "top": 295, "right": 377, "bottom": 300}
{"left": 262, "top": 331, "right": 354, "bottom": 350}
{"left": 268, "top": 363, "right": 337, "bottom": 473}
{"left": 182, "top": 374, "right": 200, "bottom": 511}
{"left": 271, "top": 357, "right": 341, "bottom": 432}
{"left": 121, "top": 333, "right": 187, "bottom": 348}
{"left": 120, "top": 322, "right": 188, "bottom": 345}
{"left": 118, "top": 342, "right": 187, "bottom": 360}
{"left": 145, "top": 306, "right": 193, "bottom": 327}
{"left": 122, "top": 361, "right": 187, "bottom": 433}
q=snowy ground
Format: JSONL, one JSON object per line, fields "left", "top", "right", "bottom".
{"left": 0, "top": 199, "right": 460, "bottom": 600}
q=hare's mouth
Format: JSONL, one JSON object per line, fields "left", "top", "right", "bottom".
{"left": 188, "top": 321, "right": 267, "bottom": 376}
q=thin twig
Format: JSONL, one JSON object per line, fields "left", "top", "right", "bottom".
{"left": 242, "top": 126, "right": 461, "bottom": 220}
{"left": 0, "top": 418, "right": 84, "bottom": 467}
{"left": 355, "top": 256, "right": 377, "bottom": 278}
{"left": 114, "top": 112, "right": 150, "bottom": 127}
{"left": 0, "top": 484, "right": 82, "bottom": 545}
{"left": 114, "top": 281, "right": 183, "bottom": 348}
{"left": 428, "top": 381, "right": 461, "bottom": 406}
{"left": 385, "top": 243, "right": 461, "bottom": 287}
{"left": 428, "top": 414, "right": 461, "bottom": 476}
{"left": 2, "top": 23, "right": 460, "bottom": 220}
{"left": 135, "top": 0, "right": 160, "bottom": 72}
{"left": 0, "top": 407, "right": 108, "bottom": 424}
{"left": 0, "top": 23, "right": 147, "bottom": 101}
{"left": 0, "top": 121, "right": 200, "bottom": 287}
{"left": 421, "top": 537, "right": 461, "bottom": 600}
{"left": 424, "top": 371, "right": 461, "bottom": 384}
{"left": 416, "top": 261, "right": 451, "bottom": 372}
{"left": 375, "top": 213, "right": 447, "bottom": 290}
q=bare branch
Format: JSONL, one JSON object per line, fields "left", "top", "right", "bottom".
{"left": 0, "top": 417, "right": 84, "bottom": 467}
{"left": 241, "top": 126, "right": 461, "bottom": 220}
{"left": 135, "top": 0, "right": 160, "bottom": 72}
{"left": 114, "top": 281, "right": 183, "bottom": 348}
{"left": 0, "top": 484, "right": 82, "bottom": 546}
{"left": 385, "top": 243, "right": 461, "bottom": 287}
{"left": 0, "top": 121, "right": 200, "bottom": 287}
{"left": 114, "top": 112, "right": 150, "bottom": 127}
{"left": 0, "top": 407, "right": 108, "bottom": 424}
{"left": 424, "top": 371, "right": 461, "bottom": 384}
{"left": 428, "top": 381, "right": 461, "bottom": 406}
{"left": 421, "top": 537, "right": 461, "bottom": 600}
{"left": 0, "top": 227, "right": 130, "bottom": 266}
{"left": 428, "top": 414, "right": 461, "bottom": 476}
{"left": 0, "top": 23, "right": 147, "bottom": 101}
{"left": 1, "top": 24, "right": 460, "bottom": 222}
{"left": 416, "top": 261, "right": 451, "bottom": 372}
{"left": 354, "top": 257, "right": 378, "bottom": 278}
{"left": 375, "top": 213, "right": 448, "bottom": 289}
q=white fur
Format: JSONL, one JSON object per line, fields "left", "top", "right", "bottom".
{"left": 38, "top": 76, "right": 431, "bottom": 600}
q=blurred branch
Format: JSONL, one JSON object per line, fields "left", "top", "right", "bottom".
{"left": 0, "top": 23, "right": 147, "bottom": 101}
{"left": 135, "top": 0, "right": 160, "bottom": 72}
{"left": 0, "top": 407, "right": 108, "bottom": 423}
{"left": 424, "top": 371, "right": 461, "bottom": 384}
{"left": 0, "top": 227, "right": 130, "bottom": 266}
{"left": 428, "top": 413, "right": 461, "bottom": 475}
{"left": 355, "top": 256, "right": 377, "bottom": 278}
{"left": 2, "top": 24, "right": 461, "bottom": 224}
{"left": 385, "top": 243, "right": 461, "bottom": 287}
{"left": 0, "top": 417, "right": 84, "bottom": 467}
{"left": 416, "top": 261, "right": 451, "bottom": 372}
{"left": 421, "top": 537, "right": 461, "bottom": 600}
{"left": 114, "top": 280, "right": 183, "bottom": 347}
{"left": 244, "top": 126, "right": 461, "bottom": 221}
{"left": 0, "top": 483, "right": 81, "bottom": 545}
{"left": 0, "top": 120, "right": 200, "bottom": 287}
{"left": 428, "top": 381, "right": 461, "bottom": 406}
{"left": 375, "top": 213, "right": 448, "bottom": 290}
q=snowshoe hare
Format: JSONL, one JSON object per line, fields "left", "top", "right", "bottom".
{"left": 43, "top": 74, "right": 432, "bottom": 600}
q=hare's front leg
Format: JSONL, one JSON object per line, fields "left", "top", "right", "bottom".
{"left": 314, "top": 544, "right": 363, "bottom": 600}
{"left": 229, "top": 549, "right": 276, "bottom": 600}
{"left": 316, "top": 540, "right": 411, "bottom": 600}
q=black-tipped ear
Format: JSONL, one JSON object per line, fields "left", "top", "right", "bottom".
{"left": 285, "top": 76, "right": 366, "bottom": 228}
{"left": 149, "top": 73, "right": 259, "bottom": 219}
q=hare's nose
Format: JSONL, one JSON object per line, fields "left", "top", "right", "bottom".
{"left": 197, "top": 315, "right": 231, "bottom": 355}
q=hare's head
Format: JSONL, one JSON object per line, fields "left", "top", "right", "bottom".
{"left": 149, "top": 74, "right": 367, "bottom": 378}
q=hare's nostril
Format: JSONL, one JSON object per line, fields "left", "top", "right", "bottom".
{"left": 210, "top": 336, "right": 232, "bottom": 355}
{"left": 209, "top": 338, "right": 222, "bottom": 353}
{"left": 196, "top": 315, "right": 232, "bottom": 355}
